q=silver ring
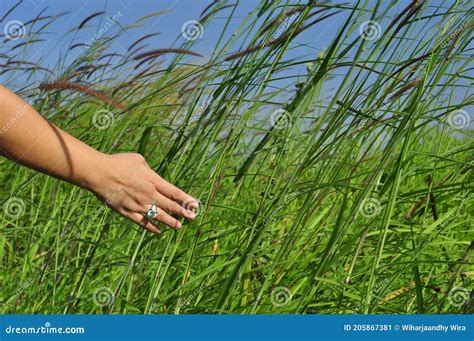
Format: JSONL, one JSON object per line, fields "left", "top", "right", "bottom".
{"left": 144, "top": 203, "right": 158, "bottom": 220}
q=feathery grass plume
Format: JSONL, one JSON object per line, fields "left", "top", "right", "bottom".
{"left": 9, "top": 39, "right": 46, "bottom": 51}
{"left": 405, "top": 172, "right": 453, "bottom": 221}
{"left": 0, "top": 0, "right": 23, "bottom": 23}
{"left": 445, "top": 29, "right": 463, "bottom": 59}
{"left": 124, "top": 24, "right": 145, "bottom": 32}
{"left": 134, "top": 48, "right": 203, "bottom": 61}
{"left": 200, "top": 0, "right": 219, "bottom": 18}
{"left": 390, "top": 50, "right": 432, "bottom": 78}
{"left": 261, "top": 6, "right": 326, "bottom": 35}
{"left": 64, "top": 64, "right": 99, "bottom": 79}
{"left": 39, "top": 81, "right": 127, "bottom": 111}
{"left": 127, "top": 45, "right": 150, "bottom": 60}
{"left": 131, "top": 68, "right": 164, "bottom": 81}
{"left": 4, "top": 60, "right": 54, "bottom": 75}
{"left": 69, "top": 43, "right": 91, "bottom": 51}
{"left": 133, "top": 56, "right": 163, "bottom": 70}
{"left": 23, "top": 15, "right": 54, "bottom": 28}
{"left": 179, "top": 73, "right": 204, "bottom": 94}
{"left": 136, "top": 11, "right": 170, "bottom": 23}
{"left": 382, "top": 0, "right": 423, "bottom": 54}
{"left": 389, "top": 78, "right": 422, "bottom": 100}
{"left": 6, "top": 60, "right": 38, "bottom": 67}
{"left": 385, "top": 0, "right": 417, "bottom": 33}
{"left": 112, "top": 82, "right": 135, "bottom": 97}
{"left": 127, "top": 33, "right": 161, "bottom": 52}
{"left": 59, "top": 65, "right": 100, "bottom": 81}
{"left": 78, "top": 11, "right": 106, "bottom": 29}
{"left": 200, "top": 4, "right": 236, "bottom": 22}
{"left": 26, "top": 66, "right": 55, "bottom": 75}
{"left": 86, "top": 64, "right": 110, "bottom": 79}
{"left": 97, "top": 53, "right": 123, "bottom": 62}
{"left": 224, "top": 10, "right": 341, "bottom": 61}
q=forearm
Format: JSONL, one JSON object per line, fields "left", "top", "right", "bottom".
{"left": 0, "top": 85, "right": 197, "bottom": 233}
{"left": 0, "top": 85, "right": 104, "bottom": 190}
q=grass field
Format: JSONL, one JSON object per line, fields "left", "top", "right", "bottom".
{"left": 0, "top": 0, "right": 473, "bottom": 314}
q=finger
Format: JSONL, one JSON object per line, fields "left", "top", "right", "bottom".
{"left": 154, "top": 207, "right": 182, "bottom": 230}
{"left": 154, "top": 176, "right": 198, "bottom": 207}
{"left": 129, "top": 212, "right": 161, "bottom": 234}
{"left": 155, "top": 192, "right": 196, "bottom": 220}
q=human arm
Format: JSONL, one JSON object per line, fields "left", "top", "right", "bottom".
{"left": 0, "top": 85, "right": 198, "bottom": 233}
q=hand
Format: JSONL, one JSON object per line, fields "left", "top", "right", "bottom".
{"left": 86, "top": 152, "right": 199, "bottom": 233}
{"left": 0, "top": 86, "right": 198, "bottom": 234}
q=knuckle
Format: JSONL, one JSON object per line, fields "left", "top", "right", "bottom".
{"left": 137, "top": 218, "right": 147, "bottom": 227}
{"left": 147, "top": 222, "right": 158, "bottom": 230}
{"left": 156, "top": 207, "right": 165, "bottom": 217}
{"left": 168, "top": 202, "right": 181, "bottom": 212}
{"left": 169, "top": 219, "right": 180, "bottom": 228}
{"left": 144, "top": 188, "right": 156, "bottom": 199}
{"left": 156, "top": 214, "right": 167, "bottom": 224}
{"left": 172, "top": 189, "right": 184, "bottom": 201}
{"left": 158, "top": 214, "right": 173, "bottom": 225}
{"left": 175, "top": 203, "right": 184, "bottom": 213}
{"left": 132, "top": 153, "right": 146, "bottom": 163}
{"left": 130, "top": 199, "right": 145, "bottom": 212}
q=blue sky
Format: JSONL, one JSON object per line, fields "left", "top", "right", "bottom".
{"left": 0, "top": 0, "right": 353, "bottom": 92}
{"left": 0, "top": 0, "right": 360, "bottom": 71}
{"left": 0, "top": 0, "right": 470, "bottom": 111}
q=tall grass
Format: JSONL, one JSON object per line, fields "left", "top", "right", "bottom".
{"left": 0, "top": 0, "right": 472, "bottom": 314}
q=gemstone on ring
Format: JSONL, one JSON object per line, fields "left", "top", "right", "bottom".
{"left": 145, "top": 203, "right": 158, "bottom": 220}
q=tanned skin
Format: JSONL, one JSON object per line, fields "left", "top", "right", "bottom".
{"left": 0, "top": 86, "right": 198, "bottom": 233}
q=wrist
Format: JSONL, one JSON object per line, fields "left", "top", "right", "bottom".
{"left": 75, "top": 150, "right": 112, "bottom": 193}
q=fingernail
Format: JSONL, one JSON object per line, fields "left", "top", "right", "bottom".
{"left": 177, "top": 222, "right": 182, "bottom": 229}
{"left": 189, "top": 200, "right": 199, "bottom": 209}
{"left": 188, "top": 211, "right": 196, "bottom": 219}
